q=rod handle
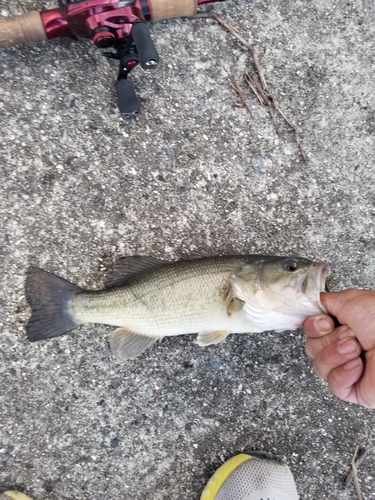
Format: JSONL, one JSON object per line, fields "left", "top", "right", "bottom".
{"left": 0, "top": 11, "right": 47, "bottom": 47}
{"left": 149, "top": 0, "right": 198, "bottom": 22}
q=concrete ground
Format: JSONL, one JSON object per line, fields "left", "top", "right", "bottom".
{"left": 1, "top": 0, "right": 375, "bottom": 498}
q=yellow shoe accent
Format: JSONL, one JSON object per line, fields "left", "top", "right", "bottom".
{"left": 200, "top": 453, "right": 252, "bottom": 500}
{"left": 2, "top": 491, "right": 33, "bottom": 500}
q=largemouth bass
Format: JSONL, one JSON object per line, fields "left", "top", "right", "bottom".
{"left": 25, "top": 254, "right": 327, "bottom": 361}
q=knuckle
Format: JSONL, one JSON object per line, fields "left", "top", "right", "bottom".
{"left": 327, "top": 369, "right": 343, "bottom": 390}
{"left": 305, "top": 332, "right": 336, "bottom": 359}
{"left": 319, "top": 346, "right": 335, "bottom": 368}
{"left": 305, "top": 339, "right": 321, "bottom": 359}
{"left": 320, "top": 335, "right": 334, "bottom": 351}
{"left": 305, "top": 339, "right": 316, "bottom": 358}
{"left": 313, "top": 357, "right": 328, "bottom": 380}
{"left": 313, "top": 345, "right": 338, "bottom": 380}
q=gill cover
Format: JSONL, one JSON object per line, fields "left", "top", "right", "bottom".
{"left": 231, "top": 257, "right": 327, "bottom": 332}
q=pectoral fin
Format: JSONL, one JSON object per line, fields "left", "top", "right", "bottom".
{"left": 227, "top": 297, "right": 245, "bottom": 314}
{"left": 110, "top": 328, "right": 160, "bottom": 361}
{"left": 196, "top": 330, "right": 230, "bottom": 347}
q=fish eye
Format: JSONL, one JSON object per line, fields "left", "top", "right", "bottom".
{"left": 284, "top": 261, "right": 298, "bottom": 272}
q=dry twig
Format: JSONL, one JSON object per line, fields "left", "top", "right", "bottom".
{"left": 271, "top": 99, "right": 307, "bottom": 161}
{"left": 244, "top": 73, "right": 265, "bottom": 106}
{"left": 190, "top": 10, "right": 307, "bottom": 161}
{"left": 244, "top": 72, "right": 280, "bottom": 136}
{"left": 345, "top": 445, "right": 366, "bottom": 500}
{"left": 228, "top": 74, "right": 251, "bottom": 113}
{"left": 191, "top": 12, "right": 268, "bottom": 91}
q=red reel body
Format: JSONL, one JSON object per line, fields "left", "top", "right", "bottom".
{"left": 41, "top": 0, "right": 148, "bottom": 45}
{"left": 2, "top": 0, "right": 226, "bottom": 115}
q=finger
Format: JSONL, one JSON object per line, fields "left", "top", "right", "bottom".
{"left": 313, "top": 337, "right": 361, "bottom": 380}
{"left": 321, "top": 290, "right": 375, "bottom": 351}
{"left": 320, "top": 289, "right": 370, "bottom": 323}
{"left": 355, "top": 349, "right": 375, "bottom": 408}
{"left": 305, "top": 325, "right": 355, "bottom": 359}
{"left": 327, "top": 357, "right": 364, "bottom": 404}
{"left": 320, "top": 289, "right": 358, "bottom": 316}
{"left": 303, "top": 314, "right": 335, "bottom": 339}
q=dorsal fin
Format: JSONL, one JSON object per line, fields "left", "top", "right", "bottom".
{"left": 183, "top": 250, "right": 213, "bottom": 260}
{"left": 105, "top": 255, "right": 166, "bottom": 288}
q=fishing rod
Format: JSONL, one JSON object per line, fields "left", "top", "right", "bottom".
{"left": 0, "top": 0, "right": 226, "bottom": 115}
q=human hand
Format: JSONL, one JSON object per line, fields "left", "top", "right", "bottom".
{"left": 303, "top": 289, "right": 375, "bottom": 408}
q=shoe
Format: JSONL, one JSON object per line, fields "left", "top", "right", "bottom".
{"left": 0, "top": 492, "right": 33, "bottom": 500}
{"left": 200, "top": 453, "right": 299, "bottom": 500}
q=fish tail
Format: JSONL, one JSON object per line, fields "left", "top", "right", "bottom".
{"left": 25, "top": 266, "right": 83, "bottom": 342}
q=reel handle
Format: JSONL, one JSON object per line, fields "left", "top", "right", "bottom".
{"left": 131, "top": 20, "right": 159, "bottom": 69}
{"left": 116, "top": 78, "right": 141, "bottom": 116}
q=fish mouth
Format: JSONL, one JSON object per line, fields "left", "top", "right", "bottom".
{"left": 308, "top": 261, "right": 328, "bottom": 293}
{"left": 297, "top": 261, "right": 328, "bottom": 295}
{"left": 311, "top": 262, "right": 328, "bottom": 314}
{"left": 299, "top": 261, "right": 328, "bottom": 313}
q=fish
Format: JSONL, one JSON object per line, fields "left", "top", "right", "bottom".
{"left": 25, "top": 254, "right": 328, "bottom": 361}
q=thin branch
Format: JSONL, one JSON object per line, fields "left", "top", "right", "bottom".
{"left": 244, "top": 73, "right": 280, "bottom": 136}
{"left": 191, "top": 12, "right": 254, "bottom": 50}
{"left": 244, "top": 73, "right": 266, "bottom": 106}
{"left": 248, "top": 46, "right": 268, "bottom": 92}
{"left": 191, "top": 12, "right": 268, "bottom": 91}
{"left": 272, "top": 99, "right": 307, "bottom": 161}
{"left": 191, "top": 10, "right": 306, "bottom": 161}
{"left": 228, "top": 74, "right": 251, "bottom": 113}
{"left": 345, "top": 445, "right": 367, "bottom": 500}
{"left": 352, "top": 446, "right": 363, "bottom": 500}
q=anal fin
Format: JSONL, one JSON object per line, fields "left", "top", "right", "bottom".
{"left": 196, "top": 330, "right": 229, "bottom": 347}
{"left": 110, "top": 328, "right": 160, "bottom": 361}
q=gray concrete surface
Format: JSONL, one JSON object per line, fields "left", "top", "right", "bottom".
{"left": 1, "top": 0, "right": 375, "bottom": 498}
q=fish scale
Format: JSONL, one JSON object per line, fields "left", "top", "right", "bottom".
{"left": 70, "top": 256, "right": 248, "bottom": 336}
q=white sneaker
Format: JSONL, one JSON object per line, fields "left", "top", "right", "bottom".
{"left": 200, "top": 453, "right": 299, "bottom": 500}
{"left": 0, "top": 492, "right": 33, "bottom": 500}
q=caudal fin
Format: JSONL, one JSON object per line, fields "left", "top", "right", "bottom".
{"left": 25, "top": 267, "right": 83, "bottom": 342}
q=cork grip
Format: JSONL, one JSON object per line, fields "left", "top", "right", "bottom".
{"left": 0, "top": 11, "right": 47, "bottom": 47}
{"left": 149, "top": 0, "right": 198, "bottom": 22}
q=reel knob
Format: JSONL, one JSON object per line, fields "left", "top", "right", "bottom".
{"left": 93, "top": 27, "right": 116, "bottom": 48}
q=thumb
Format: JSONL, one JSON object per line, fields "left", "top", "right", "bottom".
{"left": 320, "top": 289, "right": 363, "bottom": 322}
{"left": 320, "top": 289, "right": 375, "bottom": 351}
{"left": 356, "top": 348, "right": 375, "bottom": 408}
{"left": 320, "top": 291, "right": 346, "bottom": 319}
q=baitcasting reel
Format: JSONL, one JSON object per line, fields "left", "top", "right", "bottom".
{"left": 0, "top": 0, "right": 225, "bottom": 115}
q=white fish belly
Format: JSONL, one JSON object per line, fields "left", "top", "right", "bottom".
{"left": 120, "top": 303, "right": 257, "bottom": 337}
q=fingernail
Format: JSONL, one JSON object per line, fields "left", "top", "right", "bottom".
{"left": 343, "top": 358, "right": 362, "bottom": 371}
{"left": 314, "top": 318, "right": 331, "bottom": 334}
{"left": 338, "top": 327, "right": 355, "bottom": 340}
{"left": 337, "top": 338, "right": 358, "bottom": 355}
